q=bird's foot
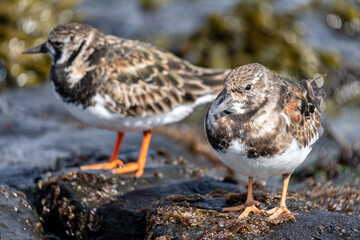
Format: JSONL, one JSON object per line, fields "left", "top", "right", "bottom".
{"left": 267, "top": 206, "right": 295, "bottom": 220}
{"left": 80, "top": 159, "right": 124, "bottom": 170}
{"left": 222, "top": 200, "right": 266, "bottom": 218}
{"left": 112, "top": 162, "right": 143, "bottom": 178}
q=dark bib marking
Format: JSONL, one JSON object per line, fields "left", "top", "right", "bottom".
{"left": 51, "top": 67, "right": 99, "bottom": 108}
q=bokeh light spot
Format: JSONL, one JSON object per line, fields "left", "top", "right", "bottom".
{"left": 11, "top": 64, "right": 20, "bottom": 77}
{"left": 40, "top": 9, "right": 52, "bottom": 22}
{"left": 59, "top": 10, "right": 74, "bottom": 24}
{"left": 16, "top": 73, "right": 27, "bottom": 87}
{"left": 23, "top": 20, "right": 36, "bottom": 34}
{"left": 326, "top": 14, "right": 342, "bottom": 29}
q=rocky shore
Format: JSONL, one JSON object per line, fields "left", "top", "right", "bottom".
{"left": 0, "top": 85, "right": 359, "bottom": 239}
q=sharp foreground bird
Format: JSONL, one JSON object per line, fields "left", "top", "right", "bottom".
{"left": 23, "top": 23, "right": 229, "bottom": 177}
{"left": 205, "top": 63, "right": 325, "bottom": 219}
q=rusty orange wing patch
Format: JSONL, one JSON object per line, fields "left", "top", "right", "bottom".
{"left": 282, "top": 79, "right": 324, "bottom": 148}
{"left": 283, "top": 85, "right": 305, "bottom": 124}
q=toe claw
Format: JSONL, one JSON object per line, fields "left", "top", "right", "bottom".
{"left": 112, "top": 162, "right": 139, "bottom": 175}
{"left": 222, "top": 202, "right": 265, "bottom": 218}
{"left": 238, "top": 205, "right": 265, "bottom": 218}
{"left": 267, "top": 206, "right": 295, "bottom": 220}
{"left": 222, "top": 205, "right": 245, "bottom": 212}
{"left": 266, "top": 207, "right": 279, "bottom": 215}
{"left": 80, "top": 159, "right": 124, "bottom": 170}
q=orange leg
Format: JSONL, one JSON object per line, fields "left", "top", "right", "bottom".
{"left": 267, "top": 173, "right": 295, "bottom": 220}
{"left": 112, "top": 130, "right": 152, "bottom": 178}
{"left": 222, "top": 176, "right": 266, "bottom": 218}
{"left": 80, "top": 132, "right": 125, "bottom": 170}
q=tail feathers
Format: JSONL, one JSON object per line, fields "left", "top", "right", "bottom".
{"left": 180, "top": 68, "right": 230, "bottom": 97}
{"left": 196, "top": 68, "right": 231, "bottom": 94}
{"left": 300, "top": 75, "right": 326, "bottom": 111}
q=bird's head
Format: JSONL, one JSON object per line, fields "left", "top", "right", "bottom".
{"left": 23, "top": 23, "right": 96, "bottom": 65}
{"left": 217, "top": 63, "right": 275, "bottom": 115}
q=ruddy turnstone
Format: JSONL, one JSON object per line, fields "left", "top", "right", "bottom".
{"left": 205, "top": 63, "right": 325, "bottom": 219}
{"left": 23, "top": 23, "right": 229, "bottom": 177}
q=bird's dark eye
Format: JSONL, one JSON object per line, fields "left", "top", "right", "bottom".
{"left": 53, "top": 41, "right": 63, "bottom": 48}
{"left": 245, "top": 84, "right": 252, "bottom": 91}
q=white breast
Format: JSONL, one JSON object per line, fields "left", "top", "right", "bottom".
{"left": 214, "top": 139, "right": 312, "bottom": 178}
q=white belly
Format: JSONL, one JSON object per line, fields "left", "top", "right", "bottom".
{"left": 214, "top": 139, "right": 312, "bottom": 178}
{"left": 52, "top": 87, "right": 215, "bottom": 132}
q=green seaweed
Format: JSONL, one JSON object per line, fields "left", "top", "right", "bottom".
{"left": 179, "top": 0, "right": 347, "bottom": 80}
{"left": 0, "top": 0, "right": 80, "bottom": 90}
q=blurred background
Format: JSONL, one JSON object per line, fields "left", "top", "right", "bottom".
{"left": 0, "top": 0, "right": 359, "bottom": 182}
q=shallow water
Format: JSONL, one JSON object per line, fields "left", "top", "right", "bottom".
{"left": 77, "top": 0, "right": 238, "bottom": 38}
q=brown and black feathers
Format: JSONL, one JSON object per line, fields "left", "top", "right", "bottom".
{"left": 96, "top": 37, "right": 229, "bottom": 117}
{"left": 40, "top": 23, "right": 229, "bottom": 117}
{"left": 205, "top": 63, "right": 325, "bottom": 156}
{"left": 282, "top": 76, "right": 325, "bottom": 147}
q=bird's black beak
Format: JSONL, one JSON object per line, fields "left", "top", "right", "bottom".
{"left": 22, "top": 42, "right": 47, "bottom": 54}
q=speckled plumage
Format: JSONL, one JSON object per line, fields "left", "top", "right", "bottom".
{"left": 23, "top": 23, "right": 229, "bottom": 177}
{"left": 205, "top": 63, "right": 325, "bottom": 219}
{"left": 205, "top": 63, "right": 325, "bottom": 177}
{"left": 42, "top": 23, "right": 228, "bottom": 122}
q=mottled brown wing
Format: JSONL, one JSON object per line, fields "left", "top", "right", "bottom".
{"left": 281, "top": 78, "right": 325, "bottom": 147}
{"left": 98, "top": 37, "right": 228, "bottom": 117}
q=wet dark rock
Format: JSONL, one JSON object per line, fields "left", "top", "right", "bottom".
{"left": 35, "top": 173, "right": 239, "bottom": 240}
{"left": 0, "top": 165, "right": 45, "bottom": 191}
{"left": 265, "top": 211, "right": 360, "bottom": 240}
{"left": 0, "top": 185, "right": 45, "bottom": 240}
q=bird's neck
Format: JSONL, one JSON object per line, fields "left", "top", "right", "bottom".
{"left": 49, "top": 59, "right": 99, "bottom": 108}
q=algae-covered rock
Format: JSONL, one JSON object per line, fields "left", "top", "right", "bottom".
{"left": 35, "top": 174, "right": 239, "bottom": 240}
{"left": 298, "top": 179, "right": 360, "bottom": 216}
{"left": 0, "top": 185, "right": 45, "bottom": 240}
{"left": 34, "top": 171, "right": 360, "bottom": 240}
{"left": 146, "top": 189, "right": 360, "bottom": 239}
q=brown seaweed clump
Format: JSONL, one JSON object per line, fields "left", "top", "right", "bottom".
{"left": 298, "top": 179, "right": 360, "bottom": 215}
{"left": 146, "top": 190, "right": 319, "bottom": 239}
